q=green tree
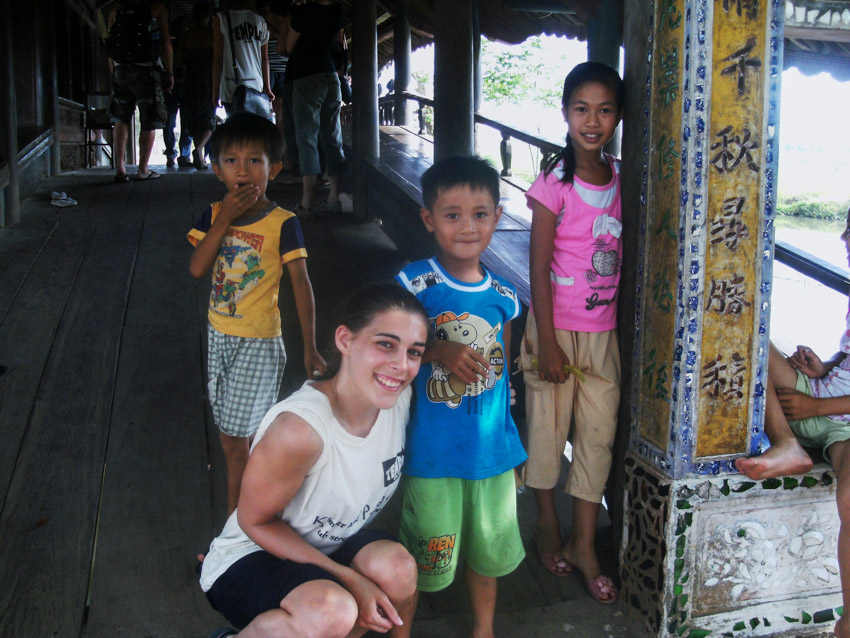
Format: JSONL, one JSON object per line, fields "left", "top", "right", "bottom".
{"left": 481, "top": 36, "right": 562, "bottom": 108}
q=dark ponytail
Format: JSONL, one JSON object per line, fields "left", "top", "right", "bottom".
{"left": 544, "top": 61, "right": 624, "bottom": 185}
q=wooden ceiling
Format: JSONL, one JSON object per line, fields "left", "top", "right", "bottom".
{"left": 338, "top": 0, "right": 608, "bottom": 68}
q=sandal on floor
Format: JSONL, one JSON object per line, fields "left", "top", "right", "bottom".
{"left": 207, "top": 628, "right": 238, "bottom": 638}
{"left": 584, "top": 574, "right": 618, "bottom": 604}
{"left": 133, "top": 170, "right": 162, "bottom": 181}
{"left": 113, "top": 172, "right": 130, "bottom": 184}
{"left": 533, "top": 536, "right": 572, "bottom": 577}
{"left": 311, "top": 200, "right": 342, "bottom": 216}
{"left": 292, "top": 202, "right": 312, "bottom": 218}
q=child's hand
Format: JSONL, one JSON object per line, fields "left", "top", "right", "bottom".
{"left": 430, "top": 340, "right": 489, "bottom": 385}
{"left": 787, "top": 345, "right": 826, "bottom": 378}
{"left": 537, "top": 342, "right": 571, "bottom": 384}
{"left": 219, "top": 183, "right": 260, "bottom": 224}
{"left": 776, "top": 387, "right": 819, "bottom": 420}
{"left": 304, "top": 348, "right": 328, "bottom": 380}
{"left": 509, "top": 380, "right": 517, "bottom": 406}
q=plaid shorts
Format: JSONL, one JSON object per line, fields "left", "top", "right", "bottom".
{"left": 207, "top": 326, "right": 286, "bottom": 438}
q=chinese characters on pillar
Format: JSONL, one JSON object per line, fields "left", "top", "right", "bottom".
{"left": 696, "top": 0, "right": 766, "bottom": 457}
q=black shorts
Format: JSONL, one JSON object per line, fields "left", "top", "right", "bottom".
{"left": 205, "top": 527, "right": 396, "bottom": 629}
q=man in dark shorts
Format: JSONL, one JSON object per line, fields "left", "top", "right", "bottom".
{"left": 107, "top": 0, "right": 174, "bottom": 182}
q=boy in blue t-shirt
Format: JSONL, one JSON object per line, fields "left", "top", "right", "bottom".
{"left": 395, "top": 156, "right": 527, "bottom": 638}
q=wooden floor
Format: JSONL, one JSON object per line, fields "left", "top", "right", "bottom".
{"left": 0, "top": 166, "right": 635, "bottom": 637}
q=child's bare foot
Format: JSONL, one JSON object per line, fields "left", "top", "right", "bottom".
{"left": 835, "top": 614, "right": 849, "bottom": 638}
{"left": 560, "top": 541, "right": 618, "bottom": 604}
{"left": 734, "top": 438, "right": 813, "bottom": 479}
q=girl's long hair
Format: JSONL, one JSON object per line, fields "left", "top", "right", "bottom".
{"left": 544, "top": 61, "right": 624, "bottom": 185}
{"left": 322, "top": 282, "right": 429, "bottom": 378}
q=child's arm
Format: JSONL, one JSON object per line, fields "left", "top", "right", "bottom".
{"left": 286, "top": 258, "right": 327, "bottom": 378}
{"left": 211, "top": 14, "right": 223, "bottom": 107}
{"left": 788, "top": 346, "right": 843, "bottom": 378}
{"left": 189, "top": 185, "right": 260, "bottom": 279}
{"left": 423, "top": 340, "right": 489, "bottom": 385}
{"left": 261, "top": 42, "right": 273, "bottom": 100}
{"left": 529, "top": 199, "right": 571, "bottom": 384}
{"left": 777, "top": 389, "right": 850, "bottom": 421}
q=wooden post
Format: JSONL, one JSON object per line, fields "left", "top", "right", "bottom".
{"left": 586, "top": 0, "right": 621, "bottom": 157}
{"left": 1, "top": 0, "right": 20, "bottom": 226}
{"left": 472, "top": 0, "right": 481, "bottom": 153}
{"left": 393, "top": 0, "right": 410, "bottom": 126}
{"left": 47, "top": 3, "right": 62, "bottom": 176}
{"left": 433, "top": 0, "right": 473, "bottom": 160}
{"left": 352, "top": 0, "right": 378, "bottom": 220}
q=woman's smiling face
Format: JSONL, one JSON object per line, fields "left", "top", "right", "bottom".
{"left": 337, "top": 308, "right": 428, "bottom": 410}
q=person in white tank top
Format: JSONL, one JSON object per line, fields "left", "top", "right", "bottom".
{"left": 200, "top": 282, "right": 429, "bottom": 638}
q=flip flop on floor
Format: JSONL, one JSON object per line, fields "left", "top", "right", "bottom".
{"left": 133, "top": 170, "right": 162, "bottom": 181}
{"left": 534, "top": 536, "right": 572, "bottom": 577}
{"left": 584, "top": 573, "right": 618, "bottom": 604}
{"left": 113, "top": 172, "right": 130, "bottom": 183}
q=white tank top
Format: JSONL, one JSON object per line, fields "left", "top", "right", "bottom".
{"left": 200, "top": 382, "right": 409, "bottom": 591}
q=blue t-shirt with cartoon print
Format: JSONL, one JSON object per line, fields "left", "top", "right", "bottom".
{"left": 395, "top": 258, "right": 527, "bottom": 479}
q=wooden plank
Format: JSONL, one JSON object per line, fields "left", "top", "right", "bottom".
{"left": 0, "top": 180, "right": 133, "bottom": 507}
{"left": 85, "top": 326, "right": 222, "bottom": 637}
{"left": 0, "top": 183, "right": 143, "bottom": 637}
{"left": 124, "top": 169, "right": 200, "bottom": 327}
{"left": 484, "top": 230, "right": 531, "bottom": 305}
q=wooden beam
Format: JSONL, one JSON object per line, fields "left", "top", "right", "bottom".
{"left": 785, "top": 25, "right": 850, "bottom": 43}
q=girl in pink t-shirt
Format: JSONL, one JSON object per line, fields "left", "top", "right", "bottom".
{"left": 520, "top": 61, "right": 624, "bottom": 604}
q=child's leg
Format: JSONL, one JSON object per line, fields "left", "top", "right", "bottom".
{"left": 828, "top": 440, "right": 850, "bottom": 638}
{"left": 465, "top": 564, "right": 497, "bottom": 638}
{"left": 735, "top": 342, "right": 812, "bottom": 479}
{"left": 560, "top": 497, "right": 617, "bottom": 603}
{"left": 521, "top": 315, "right": 574, "bottom": 562}
{"left": 532, "top": 487, "right": 565, "bottom": 558}
{"left": 219, "top": 432, "right": 250, "bottom": 515}
{"left": 560, "top": 329, "right": 619, "bottom": 602}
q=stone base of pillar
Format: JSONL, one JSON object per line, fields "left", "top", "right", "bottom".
{"left": 620, "top": 452, "right": 842, "bottom": 637}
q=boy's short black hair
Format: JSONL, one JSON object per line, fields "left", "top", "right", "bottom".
{"left": 420, "top": 155, "right": 501, "bottom": 211}
{"left": 209, "top": 113, "right": 283, "bottom": 164}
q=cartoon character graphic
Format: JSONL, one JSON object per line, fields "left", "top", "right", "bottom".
{"left": 219, "top": 242, "right": 251, "bottom": 268}
{"left": 414, "top": 534, "right": 456, "bottom": 574}
{"left": 426, "top": 311, "right": 505, "bottom": 408}
{"left": 238, "top": 253, "right": 265, "bottom": 290}
{"left": 212, "top": 261, "right": 240, "bottom": 317}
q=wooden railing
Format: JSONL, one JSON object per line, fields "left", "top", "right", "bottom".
{"left": 775, "top": 240, "right": 850, "bottom": 296}
{"left": 367, "top": 92, "right": 564, "bottom": 177}
{"left": 349, "top": 93, "right": 850, "bottom": 297}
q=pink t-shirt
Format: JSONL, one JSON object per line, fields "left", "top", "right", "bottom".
{"left": 525, "top": 154, "right": 622, "bottom": 332}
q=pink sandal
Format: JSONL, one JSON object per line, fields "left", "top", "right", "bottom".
{"left": 584, "top": 574, "right": 618, "bottom": 604}
{"left": 534, "top": 537, "right": 572, "bottom": 577}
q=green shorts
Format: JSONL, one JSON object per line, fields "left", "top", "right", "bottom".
{"left": 788, "top": 370, "right": 850, "bottom": 462}
{"left": 398, "top": 470, "right": 525, "bottom": 592}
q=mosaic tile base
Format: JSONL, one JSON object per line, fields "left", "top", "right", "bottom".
{"left": 621, "top": 453, "right": 843, "bottom": 637}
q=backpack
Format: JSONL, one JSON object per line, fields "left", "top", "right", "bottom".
{"left": 106, "top": 1, "right": 160, "bottom": 64}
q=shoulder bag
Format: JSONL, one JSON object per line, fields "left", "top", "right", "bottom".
{"left": 224, "top": 11, "right": 273, "bottom": 120}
